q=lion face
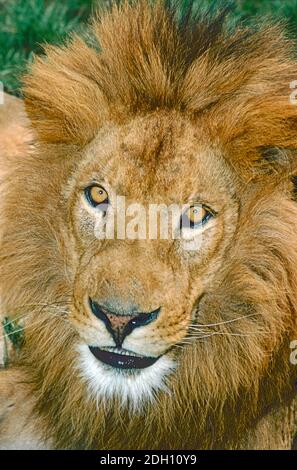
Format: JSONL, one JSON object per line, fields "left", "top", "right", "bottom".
{"left": 64, "top": 112, "right": 240, "bottom": 406}
{"left": 3, "top": 1, "right": 297, "bottom": 449}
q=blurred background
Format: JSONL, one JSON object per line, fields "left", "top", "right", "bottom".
{"left": 1, "top": 0, "right": 297, "bottom": 96}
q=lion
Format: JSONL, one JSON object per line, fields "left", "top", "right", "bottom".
{"left": 1, "top": 0, "right": 297, "bottom": 449}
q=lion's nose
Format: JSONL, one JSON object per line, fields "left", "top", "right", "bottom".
{"left": 89, "top": 298, "right": 161, "bottom": 348}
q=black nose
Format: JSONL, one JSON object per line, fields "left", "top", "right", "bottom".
{"left": 89, "top": 298, "right": 161, "bottom": 348}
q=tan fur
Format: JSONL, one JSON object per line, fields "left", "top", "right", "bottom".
{"left": 1, "top": 1, "right": 297, "bottom": 449}
{"left": 0, "top": 369, "right": 48, "bottom": 449}
{"left": 0, "top": 93, "right": 32, "bottom": 174}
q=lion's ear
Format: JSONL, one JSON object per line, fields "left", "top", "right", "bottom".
{"left": 258, "top": 146, "right": 297, "bottom": 176}
{"left": 23, "top": 39, "right": 108, "bottom": 146}
{"left": 218, "top": 95, "right": 297, "bottom": 180}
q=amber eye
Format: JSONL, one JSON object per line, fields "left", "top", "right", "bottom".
{"left": 181, "top": 205, "right": 213, "bottom": 229}
{"left": 84, "top": 185, "right": 109, "bottom": 208}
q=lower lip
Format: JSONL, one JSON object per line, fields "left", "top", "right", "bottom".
{"left": 89, "top": 346, "right": 159, "bottom": 370}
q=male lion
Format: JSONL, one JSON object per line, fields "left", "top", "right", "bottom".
{"left": 0, "top": 0, "right": 297, "bottom": 450}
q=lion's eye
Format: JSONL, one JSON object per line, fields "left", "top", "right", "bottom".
{"left": 181, "top": 205, "right": 213, "bottom": 229}
{"left": 84, "top": 185, "right": 109, "bottom": 208}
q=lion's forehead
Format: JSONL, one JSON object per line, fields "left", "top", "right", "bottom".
{"left": 81, "top": 113, "right": 234, "bottom": 204}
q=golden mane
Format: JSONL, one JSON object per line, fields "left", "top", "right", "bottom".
{"left": 24, "top": 1, "right": 297, "bottom": 176}
{"left": 1, "top": 0, "right": 297, "bottom": 449}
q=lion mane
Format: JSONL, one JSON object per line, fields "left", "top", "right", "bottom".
{"left": 1, "top": 0, "right": 297, "bottom": 449}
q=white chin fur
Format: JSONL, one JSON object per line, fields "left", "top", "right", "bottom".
{"left": 76, "top": 344, "right": 176, "bottom": 412}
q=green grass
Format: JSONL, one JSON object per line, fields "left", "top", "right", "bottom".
{"left": 1, "top": 0, "right": 297, "bottom": 96}
{"left": 0, "top": 0, "right": 96, "bottom": 95}
{"left": 2, "top": 316, "right": 24, "bottom": 367}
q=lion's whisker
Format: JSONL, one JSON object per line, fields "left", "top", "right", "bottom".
{"left": 1, "top": 305, "right": 69, "bottom": 330}
{"left": 1, "top": 313, "right": 68, "bottom": 342}
{"left": 1, "top": 300, "right": 71, "bottom": 315}
{"left": 189, "top": 312, "right": 262, "bottom": 329}
{"left": 189, "top": 331, "right": 264, "bottom": 339}
{"left": 177, "top": 329, "right": 265, "bottom": 348}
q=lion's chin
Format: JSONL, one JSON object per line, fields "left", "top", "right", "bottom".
{"left": 76, "top": 344, "right": 176, "bottom": 411}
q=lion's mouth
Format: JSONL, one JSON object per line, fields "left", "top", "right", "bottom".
{"left": 89, "top": 346, "right": 160, "bottom": 370}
